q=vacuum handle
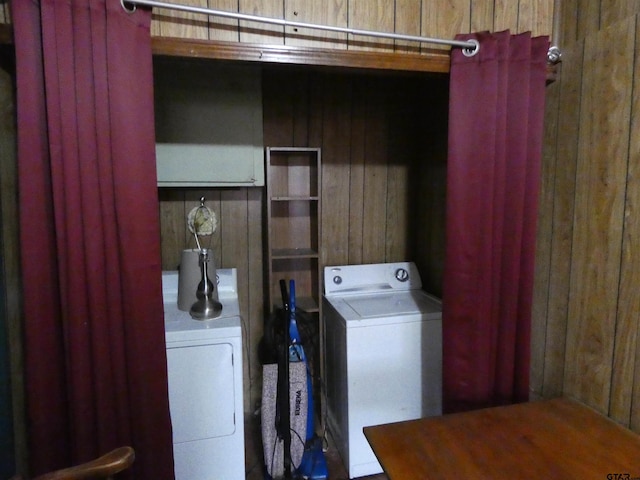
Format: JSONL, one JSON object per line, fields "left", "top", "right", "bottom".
{"left": 279, "top": 279, "right": 289, "bottom": 311}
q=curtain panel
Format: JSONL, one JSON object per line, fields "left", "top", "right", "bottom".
{"left": 443, "top": 31, "right": 549, "bottom": 413}
{"left": 12, "top": 0, "right": 174, "bottom": 477}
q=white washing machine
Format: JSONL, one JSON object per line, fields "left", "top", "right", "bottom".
{"left": 323, "top": 262, "right": 442, "bottom": 478}
{"left": 162, "top": 269, "right": 245, "bottom": 480}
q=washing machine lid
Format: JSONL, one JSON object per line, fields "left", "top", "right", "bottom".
{"left": 343, "top": 290, "right": 442, "bottom": 318}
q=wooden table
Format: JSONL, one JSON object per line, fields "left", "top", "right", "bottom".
{"left": 364, "top": 397, "right": 640, "bottom": 479}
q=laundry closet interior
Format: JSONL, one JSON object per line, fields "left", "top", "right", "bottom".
{"left": 154, "top": 49, "right": 450, "bottom": 414}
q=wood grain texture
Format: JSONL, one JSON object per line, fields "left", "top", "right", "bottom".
{"left": 364, "top": 398, "right": 640, "bottom": 479}
{"left": 320, "top": 74, "right": 352, "bottom": 267}
{"left": 600, "top": 0, "right": 640, "bottom": 31}
{"left": 494, "top": 0, "right": 519, "bottom": 33}
{"left": 541, "top": 41, "right": 583, "bottom": 399}
{"left": 530, "top": 62, "right": 561, "bottom": 398}
{"left": 610, "top": 14, "right": 640, "bottom": 426}
{"left": 348, "top": 0, "right": 394, "bottom": 51}
{"left": 422, "top": 0, "right": 470, "bottom": 52}
{"left": 558, "top": 0, "right": 579, "bottom": 44}
{"left": 576, "top": 0, "right": 600, "bottom": 39}
{"left": 564, "top": 18, "right": 634, "bottom": 414}
{"left": 518, "top": 0, "right": 554, "bottom": 36}
{"left": 239, "top": 0, "right": 284, "bottom": 44}
{"left": 361, "top": 77, "right": 389, "bottom": 262}
{"left": 150, "top": 0, "right": 209, "bottom": 39}
{"left": 394, "top": 0, "right": 422, "bottom": 54}
{"left": 285, "top": 0, "right": 348, "bottom": 49}
{"left": 151, "top": 0, "right": 557, "bottom": 57}
{"left": 246, "top": 187, "right": 265, "bottom": 409}
{"left": 348, "top": 77, "right": 366, "bottom": 265}
{"left": 207, "top": 0, "right": 240, "bottom": 42}
{"left": 631, "top": 15, "right": 640, "bottom": 434}
{"left": 470, "top": 0, "right": 495, "bottom": 33}
{"left": 0, "top": 3, "right": 10, "bottom": 25}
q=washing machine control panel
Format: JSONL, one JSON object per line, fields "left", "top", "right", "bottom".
{"left": 324, "top": 262, "right": 422, "bottom": 294}
{"left": 394, "top": 268, "right": 409, "bottom": 282}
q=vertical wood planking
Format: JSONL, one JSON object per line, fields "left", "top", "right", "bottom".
{"left": 284, "top": 0, "right": 348, "bottom": 49}
{"left": 0, "top": 3, "right": 8, "bottom": 24}
{"left": 246, "top": 187, "right": 265, "bottom": 412}
{"left": 148, "top": 0, "right": 558, "bottom": 50}
{"left": 219, "top": 189, "right": 252, "bottom": 411}
{"left": 151, "top": 0, "right": 209, "bottom": 39}
{"left": 559, "top": 0, "right": 579, "bottom": 44}
{"left": 421, "top": 0, "right": 471, "bottom": 51}
{"left": 394, "top": 0, "right": 422, "bottom": 54}
{"left": 530, "top": 64, "right": 562, "bottom": 399}
{"left": 564, "top": 20, "right": 633, "bottom": 414}
{"left": 348, "top": 0, "right": 394, "bottom": 51}
{"left": 542, "top": 41, "right": 583, "bottom": 398}
{"left": 263, "top": 69, "right": 296, "bottom": 147}
{"left": 631, "top": 14, "right": 640, "bottom": 434}
{"left": 385, "top": 84, "right": 418, "bottom": 262}
{"left": 576, "top": 0, "right": 600, "bottom": 39}
{"left": 207, "top": 0, "right": 240, "bottom": 42}
{"left": 610, "top": 14, "right": 640, "bottom": 426}
{"left": 599, "top": 0, "right": 640, "bottom": 31}
{"left": 518, "top": 0, "right": 555, "bottom": 37}
{"left": 159, "top": 189, "right": 186, "bottom": 270}
{"left": 320, "top": 74, "right": 353, "bottom": 267}
{"left": 348, "top": 77, "right": 366, "bottom": 264}
{"left": 291, "top": 70, "right": 311, "bottom": 146}
{"left": 494, "top": 0, "right": 519, "bottom": 33}
{"left": 361, "top": 77, "right": 389, "bottom": 262}
{"left": 470, "top": 0, "right": 495, "bottom": 34}
{"left": 239, "top": 0, "right": 284, "bottom": 44}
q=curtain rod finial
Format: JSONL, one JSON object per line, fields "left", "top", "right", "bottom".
{"left": 547, "top": 46, "right": 562, "bottom": 64}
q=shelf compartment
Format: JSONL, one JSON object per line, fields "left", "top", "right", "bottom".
{"left": 270, "top": 257, "right": 320, "bottom": 313}
{"left": 269, "top": 200, "right": 319, "bottom": 253}
{"left": 267, "top": 148, "right": 320, "bottom": 198}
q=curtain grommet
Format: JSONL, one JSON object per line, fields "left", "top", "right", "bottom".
{"left": 121, "top": 0, "right": 137, "bottom": 13}
{"left": 462, "top": 39, "right": 480, "bottom": 57}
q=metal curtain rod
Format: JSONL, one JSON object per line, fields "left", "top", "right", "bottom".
{"left": 122, "top": 0, "right": 481, "bottom": 57}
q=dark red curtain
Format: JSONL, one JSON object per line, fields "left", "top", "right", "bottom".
{"left": 12, "top": 0, "right": 174, "bottom": 477}
{"left": 442, "top": 31, "right": 549, "bottom": 413}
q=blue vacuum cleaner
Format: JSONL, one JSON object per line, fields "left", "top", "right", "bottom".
{"left": 261, "top": 279, "right": 328, "bottom": 480}
{"left": 287, "top": 280, "right": 328, "bottom": 480}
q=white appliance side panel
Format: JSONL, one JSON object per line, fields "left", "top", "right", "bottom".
{"left": 167, "top": 342, "right": 236, "bottom": 443}
{"left": 173, "top": 434, "right": 245, "bottom": 480}
{"left": 323, "top": 300, "right": 350, "bottom": 467}
{"left": 346, "top": 317, "right": 442, "bottom": 478}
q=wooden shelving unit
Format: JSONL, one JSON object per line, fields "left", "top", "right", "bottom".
{"left": 266, "top": 147, "right": 322, "bottom": 317}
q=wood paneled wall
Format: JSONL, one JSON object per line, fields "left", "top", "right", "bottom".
{"left": 533, "top": 5, "right": 640, "bottom": 432}
{"left": 558, "top": 0, "right": 640, "bottom": 45}
{"left": 158, "top": 65, "right": 449, "bottom": 411}
{"left": 150, "top": 0, "right": 555, "bottom": 49}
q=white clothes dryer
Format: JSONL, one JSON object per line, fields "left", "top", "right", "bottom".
{"left": 162, "top": 269, "right": 245, "bottom": 480}
{"left": 323, "top": 262, "right": 442, "bottom": 478}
